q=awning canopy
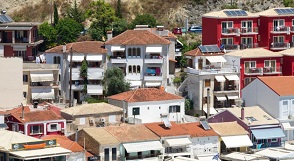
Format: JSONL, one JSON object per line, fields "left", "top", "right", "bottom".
{"left": 252, "top": 128, "right": 286, "bottom": 140}
{"left": 215, "top": 93, "right": 227, "bottom": 101}
{"left": 145, "top": 82, "right": 161, "bottom": 87}
{"left": 146, "top": 46, "right": 162, "bottom": 53}
{"left": 226, "top": 93, "right": 239, "bottom": 100}
{"left": 111, "top": 46, "right": 125, "bottom": 52}
{"left": 0, "top": 26, "right": 32, "bottom": 31}
{"left": 129, "top": 81, "right": 142, "bottom": 87}
{"left": 123, "top": 141, "right": 163, "bottom": 153}
{"left": 225, "top": 75, "right": 239, "bottom": 81}
{"left": 215, "top": 75, "right": 226, "bottom": 82}
{"left": 9, "top": 147, "right": 71, "bottom": 160}
{"left": 165, "top": 138, "right": 192, "bottom": 147}
{"left": 222, "top": 135, "right": 253, "bottom": 148}
{"left": 87, "top": 68, "right": 103, "bottom": 80}
{"left": 87, "top": 85, "right": 103, "bottom": 95}
{"left": 255, "top": 148, "right": 294, "bottom": 160}
{"left": 282, "top": 122, "right": 294, "bottom": 130}
{"left": 206, "top": 56, "right": 226, "bottom": 63}
{"left": 30, "top": 71, "right": 54, "bottom": 82}
{"left": 86, "top": 55, "right": 103, "bottom": 61}
{"left": 68, "top": 55, "right": 84, "bottom": 62}
{"left": 13, "top": 45, "right": 27, "bottom": 51}
{"left": 31, "top": 88, "right": 54, "bottom": 100}
{"left": 71, "top": 68, "right": 81, "bottom": 80}
{"left": 203, "top": 107, "right": 218, "bottom": 115}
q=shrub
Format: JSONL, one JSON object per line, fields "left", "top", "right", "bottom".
{"left": 85, "top": 97, "right": 107, "bottom": 104}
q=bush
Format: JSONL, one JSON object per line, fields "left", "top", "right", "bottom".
{"left": 284, "top": 0, "right": 294, "bottom": 7}
{"left": 85, "top": 97, "right": 107, "bottom": 104}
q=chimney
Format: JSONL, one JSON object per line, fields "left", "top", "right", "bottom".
{"left": 206, "top": 88, "right": 210, "bottom": 118}
{"left": 107, "top": 30, "right": 112, "bottom": 41}
{"left": 21, "top": 103, "right": 24, "bottom": 120}
{"left": 241, "top": 107, "right": 244, "bottom": 120}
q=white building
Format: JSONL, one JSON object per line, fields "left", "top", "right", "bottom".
{"left": 45, "top": 41, "right": 107, "bottom": 103}
{"left": 0, "top": 57, "right": 23, "bottom": 109}
{"left": 107, "top": 88, "right": 185, "bottom": 124}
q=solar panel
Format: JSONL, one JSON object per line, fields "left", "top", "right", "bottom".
{"left": 274, "top": 8, "right": 294, "bottom": 15}
{"left": 0, "top": 14, "right": 13, "bottom": 23}
{"left": 200, "top": 45, "right": 221, "bottom": 53}
{"left": 224, "top": 10, "right": 247, "bottom": 16}
{"left": 223, "top": 11, "right": 233, "bottom": 16}
{"left": 199, "top": 46, "right": 208, "bottom": 52}
{"left": 240, "top": 10, "right": 247, "bottom": 15}
{"left": 200, "top": 120, "right": 211, "bottom": 130}
{"left": 162, "top": 116, "right": 172, "bottom": 128}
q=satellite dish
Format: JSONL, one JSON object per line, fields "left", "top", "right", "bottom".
{"left": 1, "top": 10, "right": 6, "bottom": 14}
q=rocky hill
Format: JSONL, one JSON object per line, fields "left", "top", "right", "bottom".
{"left": 0, "top": 0, "right": 286, "bottom": 27}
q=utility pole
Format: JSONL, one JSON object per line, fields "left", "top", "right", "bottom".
{"left": 207, "top": 88, "right": 210, "bottom": 118}
{"left": 69, "top": 47, "right": 73, "bottom": 107}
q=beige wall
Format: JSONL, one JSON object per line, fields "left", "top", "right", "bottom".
{"left": 0, "top": 57, "right": 23, "bottom": 108}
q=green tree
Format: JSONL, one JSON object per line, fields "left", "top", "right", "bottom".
{"left": 284, "top": 0, "right": 294, "bottom": 7}
{"left": 53, "top": 2, "right": 59, "bottom": 26}
{"left": 38, "top": 22, "right": 57, "bottom": 51}
{"left": 115, "top": 0, "right": 123, "bottom": 18}
{"left": 80, "top": 58, "right": 88, "bottom": 95}
{"left": 55, "top": 18, "right": 84, "bottom": 44}
{"left": 86, "top": 0, "right": 116, "bottom": 35}
{"left": 131, "top": 13, "right": 157, "bottom": 28}
{"left": 66, "top": 0, "right": 85, "bottom": 23}
{"left": 102, "top": 67, "right": 130, "bottom": 96}
{"left": 88, "top": 26, "right": 105, "bottom": 41}
{"left": 112, "top": 18, "right": 129, "bottom": 37}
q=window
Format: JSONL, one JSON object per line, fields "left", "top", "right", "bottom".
{"left": 292, "top": 19, "right": 294, "bottom": 26}
{"left": 221, "top": 38, "right": 233, "bottom": 45}
{"left": 128, "top": 65, "right": 132, "bottom": 73}
{"left": 291, "top": 99, "right": 294, "bottom": 115}
{"left": 136, "top": 48, "right": 141, "bottom": 57}
{"left": 273, "top": 19, "right": 285, "bottom": 28}
{"left": 79, "top": 117, "right": 86, "bottom": 125}
{"left": 15, "top": 51, "right": 26, "bottom": 58}
{"left": 169, "top": 105, "right": 180, "bottom": 113}
{"left": 273, "top": 36, "right": 284, "bottom": 43}
{"left": 53, "top": 56, "right": 61, "bottom": 64}
{"left": 271, "top": 138, "right": 278, "bottom": 142}
{"left": 137, "top": 66, "right": 141, "bottom": 73}
{"left": 264, "top": 60, "right": 276, "bottom": 68}
{"left": 244, "top": 61, "right": 256, "bottom": 69}
{"left": 128, "top": 47, "right": 141, "bottom": 58}
{"left": 128, "top": 65, "right": 140, "bottom": 74}
{"left": 241, "top": 37, "right": 253, "bottom": 45}
{"left": 132, "top": 107, "right": 140, "bottom": 115}
{"left": 23, "top": 75, "right": 28, "bottom": 82}
{"left": 104, "top": 148, "right": 109, "bottom": 161}
{"left": 112, "top": 147, "right": 117, "bottom": 160}
{"left": 244, "top": 78, "right": 256, "bottom": 86}
{"left": 241, "top": 21, "right": 253, "bottom": 33}
{"left": 23, "top": 92, "right": 27, "bottom": 98}
{"left": 245, "top": 117, "right": 257, "bottom": 122}
{"left": 221, "top": 21, "right": 233, "bottom": 33}
{"left": 133, "top": 65, "right": 136, "bottom": 73}
{"left": 205, "top": 79, "right": 211, "bottom": 87}
{"left": 30, "top": 125, "right": 42, "bottom": 134}
{"left": 50, "top": 124, "right": 58, "bottom": 131}
{"left": 282, "top": 100, "right": 289, "bottom": 118}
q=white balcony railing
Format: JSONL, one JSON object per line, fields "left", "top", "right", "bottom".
{"left": 144, "top": 74, "right": 163, "bottom": 81}
{"left": 110, "top": 56, "right": 127, "bottom": 63}
{"left": 144, "top": 58, "right": 163, "bottom": 64}
{"left": 88, "top": 68, "right": 104, "bottom": 80}
{"left": 270, "top": 26, "right": 290, "bottom": 34}
{"left": 185, "top": 67, "right": 238, "bottom": 75}
{"left": 270, "top": 42, "right": 290, "bottom": 50}
{"left": 222, "top": 28, "right": 240, "bottom": 35}
{"left": 240, "top": 27, "right": 258, "bottom": 34}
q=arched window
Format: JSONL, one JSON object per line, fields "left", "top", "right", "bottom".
{"left": 132, "top": 48, "right": 136, "bottom": 58}
{"left": 137, "top": 65, "right": 141, "bottom": 73}
{"left": 128, "top": 48, "right": 132, "bottom": 57}
{"left": 128, "top": 65, "right": 132, "bottom": 73}
{"left": 136, "top": 48, "right": 141, "bottom": 58}
{"left": 133, "top": 65, "right": 136, "bottom": 73}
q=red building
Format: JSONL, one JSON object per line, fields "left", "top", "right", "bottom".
{"left": 0, "top": 11, "right": 43, "bottom": 60}
{"left": 279, "top": 48, "right": 294, "bottom": 76}
{"left": 224, "top": 48, "right": 283, "bottom": 90}
{"left": 202, "top": 8, "right": 294, "bottom": 51}
{"left": 5, "top": 109, "right": 66, "bottom": 138}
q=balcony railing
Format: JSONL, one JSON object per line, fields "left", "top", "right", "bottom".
{"left": 263, "top": 66, "right": 282, "bottom": 74}
{"left": 109, "top": 55, "right": 127, "bottom": 63}
{"left": 144, "top": 58, "right": 163, "bottom": 64}
{"left": 222, "top": 28, "right": 240, "bottom": 35}
{"left": 240, "top": 43, "right": 258, "bottom": 49}
{"left": 214, "top": 84, "right": 239, "bottom": 91}
{"left": 270, "top": 26, "right": 290, "bottom": 34}
{"left": 240, "top": 27, "right": 258, "bottom": 34}
{"left": 270, "top": 42, "right": 290, "bottom": 50}
{"left": 126, "top": 154, "right": 159, "bottom": 160}
{"left": 185, "top": 67, "right": 238, "bottom": 75}
{"left": 244, "top": 67, "right": 263, "bottom": 75}
{"left": 144, "top": 73, "right": 163, "bottom": 81}
{"left": 224, "top": 44, "right": 239, "bottom": 51}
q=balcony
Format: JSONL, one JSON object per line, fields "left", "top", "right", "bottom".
{"left": 244, "top": 67, "right": 263, "bottom": 75}
{"left": 144, "top": 57, "right": 163, "bottom": 64}
{"left": 185, "top": 67, "right": 238, "bottom": 75}
{"left": 270, "top": 42, "right": 290, "bottom": 50}
{"left": 87, "top": 68, "right": 104, "bottom": 80}
{"left": 144, "top": 73, "right": 163, "bottom": 81}
{"left": 222, "top": 28, "right": 240, "bottom": 36}
{"left": 71, "top": 84, "right": 83, "bottom": 90}
{"left": 240, "top": 43, "right": 258, "bottom": 49}
{"left": 240, "top": 27, "right": 258, "bottom": 35}
{"left": 224, "top": 44, "right": 239, "bottom": 51}
{"left": 270, "top": 26, "right": 290, "bottom": 34}
{"left": 263, "top": 66, "right": 282, "bottom": 75}
{"left": 125, "top": 154, "right": 159, "bottom": 160}
{"left": 109, "top": 56, "right": 127, "bottom": 64}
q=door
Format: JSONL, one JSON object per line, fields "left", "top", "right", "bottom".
{"left": 73, "top": 91, "right": 80, "bottom": 103}
{"left": 198, "top": 58, "right": 203, "bottom": 69}
{"left": 104, "top": 148, "right": 109, "bottom": 161}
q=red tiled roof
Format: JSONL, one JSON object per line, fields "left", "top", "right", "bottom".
{"left": 107, "top": 88, "right": 183, "bottom": 102}
{"left": 0, "top": 106, "right": 30, "bottom": 115}
{"left": 105, "top": 30, "right": 171, "bottom": 45}
{"left": 185, "top": 48, "right": 224, "bottom": 57}
{"left": 42, "top": 135, "right": 92, "bottom": 157}
{"left": 11, "top": 110, "right": 64, "bottom": 123}
{"left": 258, "top": 76, "right": 294, "bottom": 96}
{"left": 45, "top": 41, "right": 107, "bottom": 54}
{"left": 180, "top": 122, "right": 218, "bottom": 137}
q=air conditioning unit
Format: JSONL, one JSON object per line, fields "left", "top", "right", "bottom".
{"left": 100, "top": 118, "right": 105, "bottom": 122}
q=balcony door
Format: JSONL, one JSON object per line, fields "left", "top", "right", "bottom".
{"left": 241, "top": 37, "right": 253, "bottom": 48}
{"left": 273, "top": 36, "right": 284, "bottom": 43}
{"left": 273, "top": 19, "right": 285, "bottom": 28}
{"left": 244, "top": 61, "right": 256, "bottom": 70}
{"left": 221, "top": 38, "right": 233, "bottom": 45}
{"left": 221, "top": 21, "right": 233, "bottom": 33}
{"left": 264, "top": 60, "right": 276, "bottom": 68}
{"left": 241, "top": 21, "right": 252, "bottom": 32}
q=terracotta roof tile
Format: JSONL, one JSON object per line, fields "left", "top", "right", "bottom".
{"left": 257, "top": 76, "right": 294, "bottom": 96}
{"left": 209, "top": 121, "right": 248, "bottom": 136}
{"left": 0, "top": 106, "right": 30, "bottom": 115}
{"left": 185, "top": 47, "right": 224, "bottom": 57}
{"left": 45, "top": 41, "right": 107, "bottom": 54}
{"left": 180, "top": 122, "right": 218, "bottom": 137}
{"left": 107, "top": 88, "right": 183, "bottom": 102}
{"left": 105, "top": 124, "right": 160, "bottom": 142}
{"left": 105, "top": 30, "right": 170, "bottom": 45}
{"left": 11, "top": 110, "right": 64, "bottom": 123}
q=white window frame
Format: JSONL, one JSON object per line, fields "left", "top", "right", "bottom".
{"left": 30, "top": 125, "right": 42, "bottom": 134}
{"left": 221, "top": 38, "right": 233, "bottom": 45}
{"left": 282, "top": 100, "right": 289, "bottom": 118}
{"left": 79, "top": 117, "right": 86, "bottom": 125}
{"left": 241, "top": 37, "right": 253, "bottom": 45}
{"left": 244, "top": 61, "right": 256, "bottom": 69}
{"left": 264, "top": 60, "right": 276, "bottom": 68}
{"left": 221, "top": 21, "right": 233, "bottom": 33}
{"left": 273, "top": 36, "right": 284, "bottom": 43}
{"left": 241, "top": 20, "right": 253, "bottom": 29}
{"left": 244, "top": 77, "right": 256, "bottom": 86}
{"left": 273, "top": 19, "right": 285, "bottom": 28}
{"left": 291, "top": 99, "right": 294, "bottom": 115}
{"left": 49, "top": 123, "right": 58, "bottom": 131}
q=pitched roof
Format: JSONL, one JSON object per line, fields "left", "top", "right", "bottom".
{"left": 60, "top": 103, "right": 123, "bottom": 116}
{"left": 105, "top": 124, "right": 160, "bottom": 143}
{"left": 279, "top": 47, "right": 294, "bottom": 56}
{"left": 105, "top": 30, "right": 171, "bottom": 45}
{"left": 144, "top": 122, "right": 218, "bottom": 137}
{"left": 45, "top": 41, "right": 107, "bottom": 54}
{"left": 257, "top": 76, "right": 294, "bottom": 96}
{"left": 0, "top": 106, "right": 30, "bottom": 114}
{"left": 203, "top": 9, "right": 258, "bottom": 18}
{"left": 225, "top": 48, "right": 282, "bottom": 58}
{"left": 258, "top": 8, "right": 293, "bottom": 17}
{"left": 82, "top": 128, "right": 120, "bottom": 145}
{"left": 209, "top": 121, "right": 248, "bottom": 136}
{"left": 185, "top": 47, "right": 224, "bottom": 57}
{"left": 11, "top": 110, "right": 64, "bottom": 123}
{"left": 227, "top": 106, "right": 279, "bottom": 126}
{"left": 107, "top": 88, "right": 183, "bottom": 102}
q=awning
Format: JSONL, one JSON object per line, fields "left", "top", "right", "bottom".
{"left": 111, "top": 46, "right": 125, "bottom": 52}
{"left": 255, "top": 148, "right": 294, "bottom": 159}
{"left": 165, "top": 138, "right": 192, "bottom": 147}
{"left": 282, "top": 122, "right": 294, "bottom": 130}
{"left": 123, "top": 141, "right": 163, "bottom": 153}
{"left": 68, "top": 55, "right": 84, "bottom": 62}
{"left": 222, "top": 135, "right": 253, "bottom": 148}
{"left": 9, "top": 147, "right": 71, "bottom": 160}
{"left": 0, "top": 26, "right": 32, "bottom": 31}
{"left": 203, "top": 107, "right": 218, "bottom": 115}
{"left": 31, "top": 88, "right": 54, "bottom": 100}
{"left": 87, "top": 85, "right": 103, "bottom": 95}
{"left": 206, "top": 56, "right": 226, "bottom": 63}
{"left": 129, "top": 81, "right": 142, "bottom": 87}
{"left": 215, "top": 93, "right": 227, "bottom": 101}
{"left": 251, "top": 128, "right": 286, "bottom": 140}
{"left": 226, "top": 93, "right": 239, "bottom": 100}
{"left": 87, "top": 68, "right": 103, "bottom": 80}
{"left": 225, "top": 75, "right": 239, "bottom": 81}
{"left": 215, "top": 75, "right": 226, "bottom": 82}
{"left": 145, "top": 82, "right": 161, "bottom": 87}
{"left": 176, "top": 39, "right": 183, "bottom": 46}
{"left": 71, "top": 68, "right": 81, "bottom": 80}
{"left": 13, "top": 45, "right": 27, "bottom": 51}
{"left": 86, "top": 55, "right": 103, "bottom": 61}
{"left": 30, "top": 71, "right": 54, "bottom": 82}
{"left": 146, "top": 46, "right": 162, "bottom": 53}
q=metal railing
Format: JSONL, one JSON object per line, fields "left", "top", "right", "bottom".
{"left": 222, "top": 28, "right": 240, "bottom": 35}
{"left": 240, "top": 43, "right": 258, "bottom": 49}
{"left": 271, "top": 42, "right": 289, "bottom": 49}
{"left": 240, "top": 27, "right": 258, "bottom": 34}
{"left": 263, "top": 66, "right": 282, "bottom": 74}
{"left": 244, "top": 67, "right": 263, "bottom": 75}
{"left": 224, "top": 44, "right": 239, "bottom": 50}
{"left": 270, "top": 26, "right": 290, "bottom": 33}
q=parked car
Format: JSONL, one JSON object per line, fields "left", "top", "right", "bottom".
{"left": 172, "top": 27, "right": 182, "bottom": 35}
{"left": 189, "top": 26, "right": 202, "bottom": 33}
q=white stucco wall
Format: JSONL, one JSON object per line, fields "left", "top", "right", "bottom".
{"left": 0, "top": 57, "right": 23, "bottom": 108}
{"left": 190, "top": 136, "right": 219, "bottom": 156}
